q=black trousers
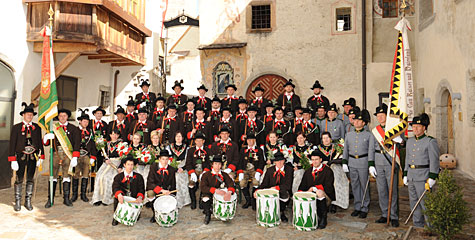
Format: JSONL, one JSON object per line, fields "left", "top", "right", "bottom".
{"left": 15, "top": 153, "right": 36, "bottom": 184}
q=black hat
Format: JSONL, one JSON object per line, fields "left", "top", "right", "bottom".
{"left": 194, "top": 132, "right": 206, "bottom": 140}
{"left": 115, "top": 105, "right": 126, "bottom": 115}
{"left": 195, "top": 107, "right": 205, "bottom": 113}
{"left": 121, "top": 155, "right": 138, "bottom": 166}
{"left": 172, "top": 80, "right": 184, "bottom": 90}
{"left": 316, "top": 103, "right": 326, "bottom": 110}
{"left": 310, "top": 149, "right": 324, "bottom": 159}
{"left": 77, "top": 108, "right": 90, "bottom": 121}
{"left": 139, "top": 79, "right": 150, "bottom": 87}
{"left": 127, "top": 96, "right": 136, "bottom": 107}
{"left": 349, "top": 106, "right": 361, "bottom": 115}
{"left": 166, "top": 104, "right": 177, "bottom": 110}
{"left": 343, "top": 98, "right": 356, "bottom": 107}
{"left": 219, "top": 126, "right": 231, "bottom": 134}
{"left": 411, "top": 113, "right": 430, "bottom": 127}
{"left": 212, "top": 95, "right": 221, "bottom": 103}
{"left": 273, "top": 106, "right": 284, "bottom": 113}
{"left": 137, "top": 108, "right": 149, "bottom": 114}
{"left": 272, "top": 152, "right": 285, "bottom": 162}
{"left": 265, "top": 102, "right": 274, "bottom": 108}
{"left": 159, "top": 149, "right": 171, "bottom": 158}
{"left": 155, "top": 93, "right": 166, "bottom": 103}
{"left": 238, "top": 97, "right": 247, "bottom": 105}
{"left": 92, "top": 107, "right": 106, "bottom": 115}
{"left": 310, "top": 80, "right": 324, "bottom": 90}
{"left": 252, "top": 84, "right": 265, "bottom": 93}
{"left": 197, "top": 84, "right": 208, "bottom": 92}
{"left": 283, "top": 79, "right": 295, "bottom": 88}
{"left": 19, "top": 102, "right": 36, "bottom": 116}
{"left": 247, "top": 105, "right": 259, "bottom": 112}
{"left": 354, "top": 109, "right": 371, "bottom": 124}
{"left": 327, "top": 103, "right": 338, "bottom": 113}
{"left": 221, "top": 107, "right": 232, "bottom": 114}
{"left": 186, "top": 98, "right": 195, "bottom": 104}
{"left": 294, "top": 105, "right": 303, "bottom": 112}
{"left": 246, "top": 132, "right": 256, "bottom": 140}
{"left": 302, "top": 108, "right": 312, "bottom": 114}
{"left": 211, "top": 155, "right": 223, "bottom": 163}
{"left": 58, "top": 108, "right": 72, "bottom": 117}
{"left": 225, "top": 83, "right": 237, "bottom": 91}
{"left": 374, "top": 103, "right": 388, "bottom": 116}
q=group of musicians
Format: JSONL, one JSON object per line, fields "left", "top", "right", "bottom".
{"left": 8, "top": 77, "right": 439, "bottom": 229}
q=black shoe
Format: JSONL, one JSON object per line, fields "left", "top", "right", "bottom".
{"left": 251, "top": 198, "right": 256, "bottom": 211}
{"left": 316, "top": 199, "right": 328, "bottom": 229}
{"left": 24, "top": 182, "right": 34, "bottom": 211}
{"left": 391, "top": 219, "right": 399, "bottom": 227}
{"left": 71, "top": 179, "right": 79, "bottom": 202}
{"left": 145, "top": 202, "right": 152, "bottom": 208}
{"left": 44, "top": 181, "right": 57, "bottom": 208}
{"left": 93, "top": 201, "right": 102, "bottom": 206}
{"left": 80, "top": 178, "right": 89, "bottom": 202}
{"left": 150, "top": 216, "right": 156, "bottom": 223}
{"left": 375, "top": 217, "right": 387, "bottom": 223}
{"left": 63, "top": 181, "right": 73, "bottom": 207}
{"left": 359, "top": 211, "right": 367, "bottom": 218}
{"left": 204, "top": 214, "right": 211, "bottom": 225}
{"left": 351, "top": 210, "right": 360, "bottom": 217}
{"left": 242, "top": 187, "right": 251, "bottom": 209}
{"left": 189, "top": 187, "right": 197, "bottom": 210}
{"left": 112, "top": 219, "right": 119, "bottom": 226}
{"left": 242, "top": 198, "right": 251, "bottom": 209}
{"left": 281, "top": 213, "right": 288, "bottom": 223}
{"left": 329, "top": 204, "right": 337, "bottom": 213}
{"left": 14, "top": 183, "right": 22, "bottom": 212}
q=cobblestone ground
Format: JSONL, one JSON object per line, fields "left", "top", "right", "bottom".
{"left": 0, "top": 170, "right": 473, "bottom": 240}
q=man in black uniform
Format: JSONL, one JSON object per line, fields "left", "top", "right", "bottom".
{"left": 127, "top": 108, "right": 155, "bottom": 145}
{"left": 221, "top": 84, "right": 239, "bottom": 114}
{"left": 193, "top": 84, "right": 212, "bottom": 113}
{"left": 149, "top": 94, "right": 166, "bottom": 126}
{"left": 125, "top": 96, "right": 137, "bottom": 125}
{"left": 8, "top": 103, "right": 45, "bottom": 211}
{"left": 135, "top": 77, "right": 156, "bottom": 114}
{"left": 250, "top": 84, "right": 269, "bottom": 118}
{"left": 107, "top": 106, "right": 128, "bottom": 141}
{"left": 185, "top": 133, "right": 210, "bottom": 209}
{"left": 238, "top": 105, "right": 265, "bottom": 147}
{"left": 238, "top": 133, "right": 265, "bottom": 210}
{"left": 276, "top": 79, "right": 301, "bottom": 117}
{"left": 306, "top": 80, "right": 330, "bottom": 112}
{"left": 167, "top": 80, "right": 188, "bottom": 113}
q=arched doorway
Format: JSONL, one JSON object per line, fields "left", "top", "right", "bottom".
{"left": 438, "top": 89, "right": 454, "bottom": 154}
{"left": 447, "top": 92, "right": 454, "bottom": 154}
{"left": 0, "top": 61, "right": 15, "bottom": 189}
{"left": 245, "top": 74, "right": 287, "bottom": 101}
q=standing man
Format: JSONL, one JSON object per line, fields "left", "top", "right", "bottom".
{"left": 265, "top": 107, "right": 292, "bottom": 146}
{"left": 193, "top": 84, "right": 212, "bottom": 113}
{"left": 342, "top": 110, "right": 374, "bottom": 218}
{"left": 107, "top": 105, "right": 128, "bottom": 141}
{"left": 125, "top": 96, "right": 137, "bottom": 126}
{"left": 127, "top": 108, "right": 155, "bottom": 145}
{"left": 209, "top": 127, "right": 240, "bottom": 180}
{"left": 306, "top": 80, "right": 330, "bottom": 112}
{"left": 238, "top": 105, "right": 265, "bottom": 147}
{"left": 135, "top": 77, "right": 156, "bottom": 114}
{"left": 149, "top": 94, "right": 166, "bottom": 126}
{"left": 314, "top": 103, "right": 327, "bottom": 130}
{"left": 238, "top": 133, "right": 265, "bottom": 210}
{"left": 321, "top": 104, "right": 345, "bottom": 141}
{"left": 295, "top": 108, "right": 320, "bottom": 146}
{"left": 208, "top": 95, "right": 222, "bottom": 125}
{"left": 156, "top": 105, "right": 182, "bottom": 145}
{"left": 43, "top": 108, "right": 81, "bottom": 208}
{"left": 167, "top": 80, "right": 188, "bottom": 113}
{"left": 276, "top": 79, "right": 301, "bottom": 117}
{"left": 185, "top": 133, "right": 210, "bottom": 209}
{"left": 338, "top": 98, "right": 355, "bottom": 127}
{"left": 185, "top": 107, "right": 213, "bottom": 145}
{"left": 8, "top": 103, "right": 45, "bottom": 211}
{"left": 221, "top": 84, "right": 239, "bottom": 114}
{"left": 404, "top": 113, "right": 439, "bottom": 228}
{"left": 250, "top": 84, "right": 269, "bottom": 118}
{"left": 181, "top": 99, "right": 195, "bottom": 142}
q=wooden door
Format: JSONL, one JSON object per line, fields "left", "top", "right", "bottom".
{"left": 245, "top": 74, "right": 287, "bottom": 101}
{"left": 0, "top": 62, "right": 15, "bottom": 189}
{"left": 447, "top": 93, "right": 454, "bottom": 154}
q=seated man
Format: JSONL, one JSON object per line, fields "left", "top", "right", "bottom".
{"left": 298, "top": 150, "right": 335, "bottom": 229}
{"left": 111, "top": 156, "right": 145, "bottom": 226}
{"left": 146, "top": 150, "right": 177, "bottom": 223}
{"left": 200, "top": 155, "right": 236, "bottom": 225}
{"left": 254, "top": 152, "right": 294, "bottom": 222}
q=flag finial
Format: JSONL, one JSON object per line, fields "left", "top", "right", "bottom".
{"left": 48, "top": 4, "right": 54, "bottom": 28}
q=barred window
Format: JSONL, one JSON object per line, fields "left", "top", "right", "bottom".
{"left": 251, "top": 5, "right": 271, "bottom": 30}
{"left": 57, "top": 75, "right": 78, "bottom": 120}
{"left": 382, "top": 0, "right": 398, "bottom": 18}
{"left": 336, "top": 8, "right": 351, "bottom": 31}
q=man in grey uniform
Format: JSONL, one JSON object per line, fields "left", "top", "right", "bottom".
{"left": 403, "top": 113, "right": 439, "bottom": 228}
{"left": 342, "top": 109, "right": 374, "bottom": 218}
{"left": 371, "top": 103, "right": 400, "bottom": 227}
{"left": 338, "top": 98, "right": 355, "bottom": 127}
{"left": 321, "top": 103, "right": 345, "bottom": 141}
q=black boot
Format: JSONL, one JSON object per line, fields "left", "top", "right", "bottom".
{"left": 90, "top": 177, "right": 95, "bottom": 192}
{"left": 24, "top": 182, "right": 34, "bottom": 211}
{"left": 317, "top": 200, "right": 328, "bottom": 229}
{"left": 112, "top": 218, "right": 119, "bottom": 226}
{"left": 329, "top": 204, "right": 337, "bottom": 213}
{"left": 150, "top": 202, "right": 156, "bottom": 223}
{"left": 280, "top": 201, "right": 288, "bottom": 223}
{"left": 14, "top": 183, "right": 22, "bottom": 212}
{"left": 203, "top": 200, "right": 212, "bottom": 225}
{"left": 189, "top": 186, "right": 197, "bottom": 210}
{"left": 198, "top": 192, "right": 204, "bottom": 209}
{"left": 242, "top": 187, "right": 251, "bottom": 209}
{"left": 63, "top": 181, "right": 73, "bottom": 207}
{"left": 80, "top": 178, "right": 89, "bottom": 202}
{"left": 45, "top": 181, "right": 57, "bottom": 208}
{"left": 71, "top": 178, "right": 79, "bottom": 202}
{"left": 251, "top": 187, "right": 257, "bottom": 211}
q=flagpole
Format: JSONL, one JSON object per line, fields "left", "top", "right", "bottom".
{"left": 386, "top": 143, "right": 397, "bottom": 225}
{"left": 48, "top": 4, "right": 54, "bottom": 208}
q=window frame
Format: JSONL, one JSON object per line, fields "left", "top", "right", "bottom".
{"left": 382, "top": 0, "right": 399, "bottom": 18}
{"left": 56, "top": 75, "right": 78, "bottom": 121}
{"left": 331, "top": 1, "right": 356, "bottom": 35}
{"left": 246, "top": 0, "right": 276, "bottom": 33}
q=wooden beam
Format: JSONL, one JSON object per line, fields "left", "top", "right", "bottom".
{"left": 24, "top": 0, "right": 102, "bottom": 4}
{"left": 87, "top": 54, "right": 116, "bottom": 59}
{"left": 33, "top": 42, "right": 98, "bottom": 53}
{"left": 111, "top": 63, "right": 140, "bottom": 67}
{"left": 100, "top": 59, "right": 131, "bottom": 63}
{"left": 100, "top": 1, "right": 152, "bottom": 36}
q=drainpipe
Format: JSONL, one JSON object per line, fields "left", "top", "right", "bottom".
{"left": 113, "top": 69, "right": 120, "bottom": 119}
{"left": 362, "top": 0, "right": 367, "bottom": 109}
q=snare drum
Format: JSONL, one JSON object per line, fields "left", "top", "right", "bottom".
{"left": 292, "top": 192, "right": 317, "bottom": 231}
{"left": 256, "top": 189, "right": 280, "bottom": 227}
{"left": 213, "top": 191, "right": 237, "bottom": 221}
{"left": 154, "top": 195, "right": 178, "bottom": 227}
{"left": 113, "top": 196, "right": 143, "bottom": 226}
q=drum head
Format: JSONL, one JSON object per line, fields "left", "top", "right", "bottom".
{"left": 154, "top": 195, "right": 177, "bottom": 213}
{"left": 257, "top": 189, "right": 279, "bottom": 196}
{"left": 294, "top": 192, "right": 316, "bottom": 199}
{"left": 214, "top": 191, "right": 237, "bottom": 202}
{"left": 123, "top": 196, "right": 141, "bottom": 207}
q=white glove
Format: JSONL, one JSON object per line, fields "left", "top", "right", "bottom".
{"left": 89, "top": 158, "right": 95, "bottom": 165}
{"left": 70, "top": 157, "right": 78, "bottom": 167}
{"left": 428, "top": 178, "right": 436, "bottom": 188}
{"left": 223, "top": 168, "right": 232, "bottom": 174}
{"left": 36, "top": 159, "right": 43, "bottom": 167}
{"left": 140, "top": 102, "right": 147, "bottom": 108}
{"left": 342, "top": 164, "right": 349, "bottom": 173}
{"left": 43, "top": 133, "right": 55, "bottom": 144}
{"left": 403, "top": 176, "right": 408, "bottom": 186}
{"left": 190, "top": 172, "right": 198, "bottom": 182}
{"left": 254, "top": 172, "right": 261, "bottom": 181}
{"left": 11, "top": 161, "right": 19, "bottom": 171}
{"left": 369, "top": 166, "right": 377, "bottom": 178}
{"left": 238, "top": 173, "right": 244, "bottom": 181}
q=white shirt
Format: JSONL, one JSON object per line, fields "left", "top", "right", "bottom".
{"left": 221, "top": 117, "right": 230, "bottom": 123}
{"left": 220, "top": 139, "right": 230, "bottom": 144}
{"left": 124, "top": 171, "right": 134, "bottom": 179}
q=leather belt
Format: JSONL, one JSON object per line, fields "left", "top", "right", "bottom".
{"left": 349, "top": 154, "right": 368, "bottom": 159}
{"left": 409, "top": 164, "right": 429, "bottom": 169}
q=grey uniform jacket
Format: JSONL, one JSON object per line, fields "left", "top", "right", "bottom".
{"left": 321, "top": 118, "right": 346, "bottom": 140}
{"left": 404, "top": 134, "right": 440, "bottom": 181}
{"left": 372, "top": 130, "right": 393, "bottom": 167}
{"left": 343, "top": 129, "right": 375, "bottom": 168}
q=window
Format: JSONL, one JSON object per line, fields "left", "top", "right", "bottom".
{"left": 336, "top": 8, "right": 351, "bottom": 31}
{"left": 251, "top": 5, "right": 271, "bottom": 30}
{"left": 129, "top": 0, "right": 139, "bottom": 18}
{"left": 99, "top": 86, "right": 111, "bottom": 109}
{"left": 382, "top": 0, "right": 398, "bottom": 18}
{"left": 56, "top": 76, "right": 78, "bottom": 120}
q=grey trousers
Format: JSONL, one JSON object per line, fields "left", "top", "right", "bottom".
{"left": 375, "top": 165, "right": 398, "bottom": 219}
{"left": 408, "top": 180, "right": 427, "bottom": 227}
{"left": 349, "top": 167, "right": 370, "bottom": 212}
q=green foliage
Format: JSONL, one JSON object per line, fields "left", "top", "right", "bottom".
{"left": 424, "top": 169, "right": 471, "bottom": 240}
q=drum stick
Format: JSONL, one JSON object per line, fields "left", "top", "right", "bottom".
{"left": 155, "top": 190, "right": 178, "bottom": 198}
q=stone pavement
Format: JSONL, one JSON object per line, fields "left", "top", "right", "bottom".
{"left": 0, "top": 170, "right": 473, "bottom": 240}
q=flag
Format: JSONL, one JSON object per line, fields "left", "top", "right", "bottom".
{"left": 38, "top": 26, "right": 58, "bottom": 131}
{"left": 160, "top": 0, "right": 169, "bottom": 38}
{"left": 384, "top": 18, "right": 414, "bottom": 148}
